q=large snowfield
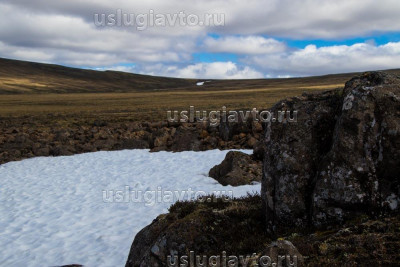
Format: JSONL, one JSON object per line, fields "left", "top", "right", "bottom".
{"left": 0, "top": 149, "right": 260, "bottom": 267}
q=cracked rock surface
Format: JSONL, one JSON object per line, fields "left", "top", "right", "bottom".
{"left": 262, "top": 72, "right": 400, "bottom": 231}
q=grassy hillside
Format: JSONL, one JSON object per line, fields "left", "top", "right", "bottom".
{"left": 2, "top": 57, "right": 400, "bottom": 95}
{"left": 0, "top": 57, "right": 197, "bottom": 94}
{"left": 1, "top": 57, "right": 399, "bottom": 125}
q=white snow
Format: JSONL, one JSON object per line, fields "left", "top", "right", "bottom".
{"left": 0, "top": 149, "right": 260, "bottom": 267}
{"left": 196, "top": 81, "right": 205, "bottom": 86}
{"left": 386, "top": 194, "right": 399, "bottom": 210}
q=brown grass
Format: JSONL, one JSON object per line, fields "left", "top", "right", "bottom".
{"left": 1, "top": 57, "right": 399, "bottom": 127}
{"left": 0, "top": 87, "right": 328, "bottom": 126}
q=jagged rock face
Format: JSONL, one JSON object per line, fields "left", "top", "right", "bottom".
{"left": 209, "top": 151, "right": 262, "bottom": 186}
{"left": 262, "top": 89, "right": 342, "bottom": 231}
{"left": 313, "top": 72, "right": 400, "bottom": 225}
{"left": 125, "top": 196, "right": 269, "bottom": 267}
{"left": 262, "top": 72, "right": 400, "bottom": 231}
{"left": 0, "top": 119, "right": 262, "bottom": 164}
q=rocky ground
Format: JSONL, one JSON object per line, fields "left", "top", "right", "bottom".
{"left": 0, "top": 117, "right": 263, "bottom": 165}
{"left": 126, "top": 194, "right": 400, "bottom": 267}
{"left": 126, "top": 72, "right": 400, "bottom": 266}
{"left": 2, "top": 71, "right": 399, "bottom": 266}
{"left": 209, "top": 151, "right": 262, "bottom": 186}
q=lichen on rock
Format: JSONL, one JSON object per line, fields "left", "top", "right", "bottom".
{"left": 261, "top": 72, "right": 400, "bottom": 231}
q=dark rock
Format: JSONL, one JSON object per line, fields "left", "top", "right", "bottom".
{"left": 119, "top": 139, "right": 149, "bottom": 149}
{"left": 261, "top": 72, "right": 400, "bottom": 232}
{"left": 125, "top": 214, "right": 171, "bottom": 266}
{"left": 209, "top": 151, "right": 262, "bottom": 186}
{"left": 262, "top": 90, "right": 341, "bottom": 231}
{"left": 49, "top": 146, "right": 73, "bottom": 156}
{"left": 246, "top": 135, "right": 258, "bottom": 148}
{"left": 125, "top": 195, "right": 269, "bottom": 267}
{"left": 253, "top": 140, "right": 265, "bottom": 160}
{"left": 169, "top": 126, "right": 201, "bottom": 151}
{"left": 33, "top": 146, "right": 50, "bottom": 157}
{"left": 218, "top": 115, "right": 252, "bottom": 141}
{"left": 54, "top": 130, "right": 70, "bottom": 142}
{"left": 252, "top": 120, "right": 264, "bottom": 134}
{"left": 312, "top": 72, "right": 400, "bottom": 226}
{"left": 0, "top": 113, "right": 263, "bottom": 164}
{"left": 152, "top": 127, "right": 173, "bottom": 149}
{"left": 262, "top": 240, "right": 304, "bottom": 266}
{"left": 93, "top": 120, "right": 107, "bottom": 127}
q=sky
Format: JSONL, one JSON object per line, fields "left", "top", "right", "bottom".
{"left": 0, "top": 0, "right": 400, "bottom": 79}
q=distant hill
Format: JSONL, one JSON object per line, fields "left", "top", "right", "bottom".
{"left": 0, "top": 57, "right": 196, "bottom": 94}
{"left": 0, "top": 57, "right": 399, "bottom": 94}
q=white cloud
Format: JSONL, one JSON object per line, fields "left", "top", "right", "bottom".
{"left": 218, "top": 0, "right": 400, "bottom": 39}
{"left": 3, "top": 0, "right": 400, "bottom": 39}
{"left": 0, "top": 1, "right": 399, "bottom": 78}
{"left": 0, "top": 2, "right": 196, "bottom": 66}
{"left": 137, "top": 62, "right": 264, "bottom": 79}
{"left": 94, "top": 65, "right": 137, "bottom": 73}
{"left": 247, "top": 42, "right": 400, "bottom": 77}
{"left": 204, "top": 36, "right": 286, "bottom": 55}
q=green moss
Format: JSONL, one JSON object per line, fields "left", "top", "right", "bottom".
{"left": 165, "top": 193, "right": 271, "bottom": 256}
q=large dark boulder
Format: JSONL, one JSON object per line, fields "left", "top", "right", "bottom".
{"left": 262, "top": 72, "right": 400, "bottom": 232}
{"left": 209, "top": 151, "right": 262, "bottom": 186}
{"left": 312, "top": 72, "right": 400, "bottom": 225}
{"left": 125, "top": 196, "right": 269, "bottom": 267}
{"left": 262, "top": 89, "right": 342, "bottom": 231}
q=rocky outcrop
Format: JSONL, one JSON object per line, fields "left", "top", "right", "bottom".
{"left": 262, "top": 72, "right": 400, "bottom": 232}
{"left": 125, "top": 194, "right": 400, "bottom": 267}
{"left": 209, "top": 151, "right": 262, "bottom": 186}
{"left": 125, "top": 195, "right": 269, "bottom": 267}
{"left": 125, "top": 72, "right": 400, "bottom": 267}
{"left": 0, "top": 118, "right": 262, "bottom": 164}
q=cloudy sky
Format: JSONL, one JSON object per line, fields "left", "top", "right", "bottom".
{"left": 1, "top": 0, "right": 400, "bottom": 79}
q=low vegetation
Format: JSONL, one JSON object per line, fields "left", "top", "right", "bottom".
{"left": 166, "top": 195, "right": 400, "bottom": 266}
{"left": 4, "top": 58, "right": 400, "bottom": 129}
